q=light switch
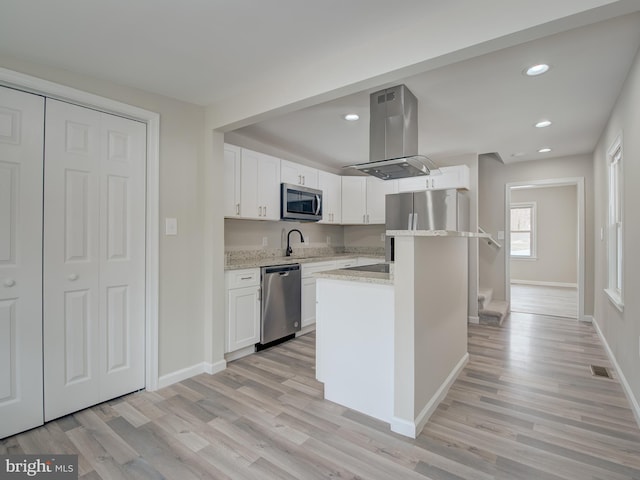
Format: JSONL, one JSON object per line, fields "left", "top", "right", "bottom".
{"left": 165, "top": 217, "right": 178, "bottom": 235}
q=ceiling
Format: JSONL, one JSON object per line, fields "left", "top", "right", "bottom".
{"left": 235, "top": 13, "right": 640, "bottom": 167}
{"left": 2, "top": 2, "right": 639, "bottom": 169}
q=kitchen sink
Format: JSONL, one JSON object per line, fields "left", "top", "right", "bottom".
{"left": 343, "top": 263, "right": 390, "bottom": 274}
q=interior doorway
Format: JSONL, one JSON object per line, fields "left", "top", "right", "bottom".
{"left": 505, "top": 178, "right": 584, "bottom": 320}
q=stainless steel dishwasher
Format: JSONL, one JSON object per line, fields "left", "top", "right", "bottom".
{"left": 260, "top": 263, "right": 301, "bottom": 346}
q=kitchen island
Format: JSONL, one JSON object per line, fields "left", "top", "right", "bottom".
{"left": 315, "top": 231, "right": 472, "bottom": 438}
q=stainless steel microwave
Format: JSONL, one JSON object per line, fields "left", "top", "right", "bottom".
{"left": 281, "top": 183, "right": 323, "bottom": 222}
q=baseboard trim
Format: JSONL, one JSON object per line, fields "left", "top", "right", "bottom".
{"left": 468, "top": 316, "right": 480, "bottom": 324}
{"left": 225, "top": 345, "right": 255, "bottom": 362}
{"left": 582, "top": 314, "right": 594, "bottom": 323}
{"left": 511, "top": 279, "right": 578, "bottom": 288}
{"left": 158, "top": 360, "right": 227, "bottom": 389}
{"left": 391, "top": 352, "right": 469, "bottom": 438}
{"left": 204, "top": 359, "right": 227, "bottom": 375}
{"left": 592, "top": 317, "right": 640, "bottom": 429}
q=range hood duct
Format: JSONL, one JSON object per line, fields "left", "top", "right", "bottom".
{"left": 348, "top": 84, "right": 439, "bottom": 180}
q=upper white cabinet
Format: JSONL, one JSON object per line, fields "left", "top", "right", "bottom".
{"left": 225, "top": 144, "right": 280, "bottom": 220}
{"left": 281, "top": 159, "right": 318, "bottom": 188}
{"left": 397, "top": 165, "right": 470, "bottom": 192}
{"left": 224, "top": 144, "right": 242, "bottom": 217}
{"left": 341, "top": 176, "right": 397, "bottom": 224}
{"left": 318, "top": 171, "right": 342, "bottom": 224}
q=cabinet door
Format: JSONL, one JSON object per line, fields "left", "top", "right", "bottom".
{"left": 240, "top": 149, "right": 261, "bottom": 219}
{"left": 366, "top": 177, "right": 397, "bottom": 224}
{"left": 301, "top": 276, "right": 317, "bottom": 328}
{"left": 257, "top": 153, "right": 281, "bottom": 220}
{"left": 341, "top": 176, "right": 366, "bottom": 224}
{"left": 433, "top": 165, "right": 470, "bottom": 190}
{"left": 298, "top": 164, "right": 318, "bottom": 188}
{"left": 227, "top": 286, "right": 260, "bottom": 352}
{"left": 318, "top": 171, "right": 342, "bottom": 224}
{"left": 281, "top": 159, "right": 318, "bottom": 188}
{"left": 0, "top": 86, "right": 45, "bottom": 439}
{"left": 224, "top": 144, "right": 241, "bottom": 217}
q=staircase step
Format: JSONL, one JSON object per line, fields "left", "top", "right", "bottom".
{"left": 479, "top": 300, "right": 509, "bottom": 326}
{"left": 478, "top": 287, "right": 493, "bottom": 311}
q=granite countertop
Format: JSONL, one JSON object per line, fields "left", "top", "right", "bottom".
{"left": 225, "top": 253, "right": 385, "bottom": 270}
{"left": 314, "top": 267, "right": 393, "bottom": 285}
{"left": 387, "top": 230, "right": 490, "bottom": 238}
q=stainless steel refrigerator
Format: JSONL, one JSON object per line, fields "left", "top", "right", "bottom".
{"left": 385, "top": 189, "right": 470, "bottom": 261}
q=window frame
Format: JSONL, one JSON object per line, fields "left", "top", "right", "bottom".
{"left": 509, "top": 201, "right": 537, "bottom": 260}
{"left": 605, "top": 134, "right": 624, "bottom": 311}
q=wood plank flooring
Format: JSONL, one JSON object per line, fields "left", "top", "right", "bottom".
{"left": 511, "top": 284, "right": 578, "bottom": 319}
{"left": 3, "top": 312, "right": 640, "bottom": 479}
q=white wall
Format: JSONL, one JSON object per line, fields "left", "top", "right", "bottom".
{"left": 0, "top": 54, "right": 210, "bottom": 378}
{"left": 593, "top": 44, "right": 640, "bottom": 415}
{"left": 479, "top": 154, "right": 594, "bottom": 313}
{"left": 510, "top": 185, "right": 578, "bottom": 285}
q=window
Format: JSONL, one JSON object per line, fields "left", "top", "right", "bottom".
{"left": 510, "top": 202, "right": 536, "bottom": 258}
{"left": 606, "top": 135, "right": 623, "bottom": 310}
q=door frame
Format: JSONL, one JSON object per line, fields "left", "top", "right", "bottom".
{"left": 505, "top": 177, "right": 585, "bottom": 321}
{"left": 0, "top": 67, "right": 160, "bottom": 390}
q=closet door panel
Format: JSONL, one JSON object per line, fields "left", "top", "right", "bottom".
{"left": 44, "top": 99, "right": 101, "bottom": 421}
{"left": 0, "top": 86, "right": 44, "bottom": 439}
{"left": 99, "top": 112, "right": 145, "bottom": 400}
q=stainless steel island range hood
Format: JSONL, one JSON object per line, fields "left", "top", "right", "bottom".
{"left": 348, "top": 84, "right": 439, "bottom": 180}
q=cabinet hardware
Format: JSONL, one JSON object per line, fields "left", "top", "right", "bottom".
{"left": 3, "top": 278, "right": 15, "bottom": 287}
{"left": 264, "top": 205, "right": 267, "bottom": 216}
{"left": 240, "top": 276, "right": 253, "bottom": 280}
{"left": 235, "top": 203, "right": 240, "bottom": 215}
{"left": 68, "top": 273, "right": 79, "bottom": 281}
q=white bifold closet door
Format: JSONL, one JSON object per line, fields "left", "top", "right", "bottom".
{"left": 0, "top": 86, "right": 44, "bottom": 439}
{"left": 43, "top": 99, "right": 146, "bottom": 421}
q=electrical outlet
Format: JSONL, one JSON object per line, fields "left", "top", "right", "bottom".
{"left": 326, "top": 235, "right": 331, "bottom": 244}
{"left": 262, "top": 237, "right": 268, "bottom": 247}
{"left": 380, "top": 233, "right": 385, "bottom": 242}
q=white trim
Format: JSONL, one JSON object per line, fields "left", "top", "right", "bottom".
{"left": 468, "top": 315, "right": 480, "bottom": 324}
{"left": 604, "top": 288, "right": 624, "bottom": 312}
{"left": 0, "top": 67, "right": 161, "bottom": 391}
{"left": 225, "top": 346, "right": 256, "bottom": 362}
{"left": 583, "top": 315, "right": 594, "bottom": 323}
{"left": 203, "top": 360, "right": 227, "bottom": 376}
{"left": 506, "top": 177, "right": 585, "bottom": 322}
{"left": 390, "top": 353, "right": 468, "bottom": 438}
{"left": 511, "top": 279, "right": 578, "bottom": 288}
{"left": 592, "top": 318, "right": 640, "bottom": 429}
{"left": 158, "top": 363, "right": 206, "bottom": 390}
{"left": 296, "top": 324, "right": 316, "bottom": 337}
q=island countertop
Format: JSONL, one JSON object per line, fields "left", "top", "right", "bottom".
{"left": 314, "top": 267, "right": 393, "bottom": 285}
{"left": 387, "top": 229, "right": 490, "bottom": 238}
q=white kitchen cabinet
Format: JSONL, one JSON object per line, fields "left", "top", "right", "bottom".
{"left": 357, "top": 257, "right": 382, "bottom": 266}
{"left": 318, "top": 170, "right": 342, "bottom": 224}
{"left": 341, "top": 176, "right": 396, "bottom": 224}
{"left": 301, "top": 261, "right": 337, "bottom": 328}
{"left": 240, "top": 148, "right": 281, "bottom": 220}
{"left": 281, "top": 159, "right": 318, "bottom": 188}
{"left": 341, "top": 176, "right": 367, "bottom": 224}
{"left": 335, "top": 258, "right": 357, "bottom": 269}
{"left": 225, "top": 269, "right": 261, "bottom": 353}
{"left": 366, "top": 177, "right": 397, "bottom": 224}
{"left": 397, "top": 165, "right": 470, "bottom": 192}
{"left": 224, "top": 144, "right": 242, "bottom": 217}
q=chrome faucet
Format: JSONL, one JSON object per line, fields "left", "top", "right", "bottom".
{"left": 286, "top": 229, "right": 305, "bottom": 256}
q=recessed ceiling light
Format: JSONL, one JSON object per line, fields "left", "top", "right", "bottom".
{"left": 344, "top": 113, "right": 359, "bottom": 121}
{"left": 535, "top": 120, "right": 552, "bottom": 128}
{"left": 538, "top": 147, "right": 552, "bottom": 153}
{"left": 525, "top": 64, "right": 550, "bottom": 76}
{"left": 511, "top": 152, "right": 526, "bottom": 158}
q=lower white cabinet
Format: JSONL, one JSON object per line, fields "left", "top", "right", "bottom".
{"left": 225, "top": 269, "right": 261, "bottom": 353}
{"left": 301, "top": 261, "right": 340, "bottom": 328}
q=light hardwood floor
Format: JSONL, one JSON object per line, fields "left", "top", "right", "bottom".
{"left": 2, "top": 313, "right": 640, "bottom": 479}
{"left": 511, "top": 283, "right": 578, "bottom": 319}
